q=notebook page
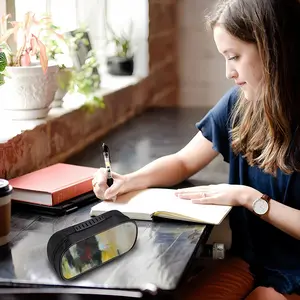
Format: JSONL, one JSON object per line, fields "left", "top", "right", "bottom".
{"left": 155, "top": 199, "right": 232, "bottom": 225}
{"left": 90, "top": 188, "right": 178, "bottom": 218}
{"left": 90, "top": 188, "right": 231, "bottom": 224}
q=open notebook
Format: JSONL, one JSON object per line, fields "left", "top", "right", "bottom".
{"left": 90, "top": 188, "right": 232, "bottom": 225}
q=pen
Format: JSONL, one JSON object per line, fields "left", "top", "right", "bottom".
{"left": 102, "top": 143, "right": 114, "bottom": 187}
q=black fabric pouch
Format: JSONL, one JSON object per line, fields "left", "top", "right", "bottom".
{"left": 47, "top": 210, "right": 138, "bottom": 280}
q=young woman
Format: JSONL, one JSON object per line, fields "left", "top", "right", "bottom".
{"left": 92, "top": 0, "right": 300, "bottom": 298}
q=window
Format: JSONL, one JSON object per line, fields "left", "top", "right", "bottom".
{"left": 14, "top": 0, "right": 91, "bottom": 32}
{"left": 2, "top": 0, "right": 148, "bottom": 76}
{"left": 106, "top": 0, "right": 149, "bottom": 76}
{"left": 0, "top": 0, "right": 5, "bottom": 16}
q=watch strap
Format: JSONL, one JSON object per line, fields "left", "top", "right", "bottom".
{"left": 261, "top": 194, "right": 271, "bottom": 202}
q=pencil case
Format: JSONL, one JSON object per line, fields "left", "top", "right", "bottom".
{"left": 47, "top": 210, "right": 138, "bottom": 281}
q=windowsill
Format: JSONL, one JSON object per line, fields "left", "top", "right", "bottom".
{"left": 0, "top": 73, "right": 143, "bottom": 143}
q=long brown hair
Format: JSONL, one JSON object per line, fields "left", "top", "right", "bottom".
{"left": 206, "top": 0, "right": 300, "bottom": 175}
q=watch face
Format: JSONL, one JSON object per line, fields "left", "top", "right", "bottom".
{"left": 253, "top": 199, "right": 269, "bottom": 215}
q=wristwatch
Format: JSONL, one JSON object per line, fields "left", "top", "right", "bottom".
{"left": 252, "top": 194, "right": 271, "bottom": 216}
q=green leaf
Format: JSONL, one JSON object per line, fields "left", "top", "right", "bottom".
{"left": 0, "top": 73, "right": 5, "bottom": 85}
{"left": 0, "top": 52, "right": 7, "bottom": 72}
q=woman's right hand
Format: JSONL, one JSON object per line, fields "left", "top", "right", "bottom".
{"left": 92, "top": 168, "right": 127, "bottom": 201}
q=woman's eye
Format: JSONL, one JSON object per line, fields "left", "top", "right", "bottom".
{"left": 228, "top": 56, "right": 239, "bottom": 61}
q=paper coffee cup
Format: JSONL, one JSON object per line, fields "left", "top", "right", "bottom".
{"left": 0, "top": 179, "right": 13, "bottom": 247}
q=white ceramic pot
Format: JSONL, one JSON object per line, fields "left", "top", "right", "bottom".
{"left": 0, "top": 62, "right": 59, "bottom": 119}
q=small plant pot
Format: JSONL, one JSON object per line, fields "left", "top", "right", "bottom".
{"left": 52, "top": 88, "right": 67, "bottom": 108}
{"left": 106, "top": 56, "right": 134, "bottom": 76}
{"left": 52, "top": 67, "right": 73, "bottom": 108}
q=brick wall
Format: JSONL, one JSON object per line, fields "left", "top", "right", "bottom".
{"left": 148, "top": 0, "right": 178, "bottom": 106}
{"left": 0, "top": 79, "right": 153, "bottom": 179}
{"left": 178, "top": 0, "right": 232, "bottom": 107}
{"left": 0, "top": 1, "right": 179, "bottom": 179}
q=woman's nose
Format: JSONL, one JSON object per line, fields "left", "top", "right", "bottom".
{"left": 226, "top": 64, "right": 238, "bottom": 79}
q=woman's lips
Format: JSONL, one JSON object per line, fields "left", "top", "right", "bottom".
{"left": 236, "top": 82, "right": 246, "bottom": 86}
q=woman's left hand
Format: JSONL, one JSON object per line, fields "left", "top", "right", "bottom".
{"left": 175, "top": 184, "right": 261, "bottom": 207}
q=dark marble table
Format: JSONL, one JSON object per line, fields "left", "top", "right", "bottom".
{"left": 67, "top": 107, "right": 228, "bottom": 183}
{"left": 0, "top": 107, "right": 228, "bottom": 299}
{"left": 0, "top": 206, "right": 211, "bottom": 299}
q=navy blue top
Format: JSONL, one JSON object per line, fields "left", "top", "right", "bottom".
{"left": 196, "top": 86, "right": 300, "bottom": 294}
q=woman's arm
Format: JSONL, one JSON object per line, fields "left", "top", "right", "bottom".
{"left": 123, "top": 131, "right": 219, "bottom": 192}
{"left": 176, "top": 184, "right": 300, "bottom": 240}
{"left": 243, "top": 190, "right": 300, "bottom": 240}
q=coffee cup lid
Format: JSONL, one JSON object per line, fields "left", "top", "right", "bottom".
{"left": 0, "top": 179, "right": 13, "bottom": 196}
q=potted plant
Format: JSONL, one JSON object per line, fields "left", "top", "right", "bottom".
{"left": 61, "top": 28, "right": 103, "bottom": 112}
{"left": 106, "top": 21, "right": 134, "bottom": 76}
{"left": 38, "top": 16, "right": 73, "bottom": 108}
{"left": 67, "top": 49, "right": 103, "bottom": 112}
{"left": 0, "top": 12, "right": 59, "bottom": 120}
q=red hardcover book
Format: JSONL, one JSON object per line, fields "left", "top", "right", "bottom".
{"left": 9, "top": 163, "right": 98, "bottom": 206}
